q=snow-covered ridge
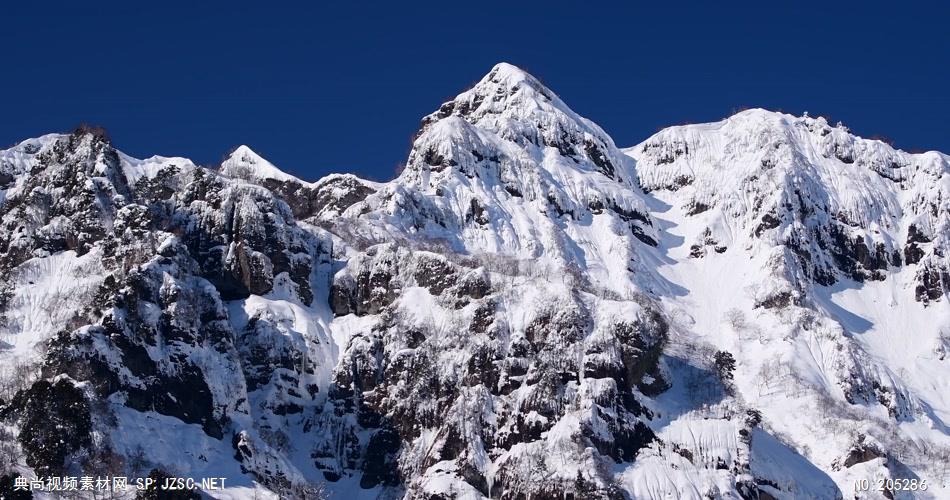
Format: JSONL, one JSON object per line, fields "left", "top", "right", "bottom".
{"left": 0, "top": 65, "right": 948, "bottom": 500}
{"left": 409, "top": 62, "right": 639, "bottom": 186}
{"left": 317, "top": 62, "right": 660, "bottom": 297}
{"left": 627, "top": 108, "right": 950, "bottom": 302}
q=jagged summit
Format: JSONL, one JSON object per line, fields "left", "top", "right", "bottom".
{"left": 406, "top": 62, "right": 634, "bottom": 185}
{"left": 431, "top": 62, "right": 561, "bottom": 112}
{"left": 321, "top": 63, "right": 660, "bottom": 296}
{"left": 421, "top": 62, "right": 579, "bottom": 125}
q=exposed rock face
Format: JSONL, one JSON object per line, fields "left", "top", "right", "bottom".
{"left": 842, "top": 443, "right": 885, "bottom": 468}
{"left": 174, "top": 168, "right": 320, "bottom": 304}
{"left": 316, "top": 241, "right": 667, "bottom": 498}
{"left": 306, "top": 174, "right": 377, "bottom": 221}
{"left": 220, "top": 146, "right": 377, "bottom": 221}
{"left": 44, "top": 254, "right": 240, "bottom": 439}
{"left": 0, "top": 130, "right": 333, "bottom": 492}
{"left": 0, "top": 131, "right": 128, "bottom": 270}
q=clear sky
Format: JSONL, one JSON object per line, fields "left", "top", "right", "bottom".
{"left": 3, "top": 1, "right": 948, "bottom": 181}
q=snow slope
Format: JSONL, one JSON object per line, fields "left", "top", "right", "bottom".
{"left": 626, "top": 109, "right": 950, "bottom": 498}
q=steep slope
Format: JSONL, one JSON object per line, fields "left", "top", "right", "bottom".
{"left": 318, "top": 63, "right": 660, "bottom": 295}
{"left": 629, "top": 109, "right": 949, "bottom": 302}
{"left": 0, "top": 130, "right": 335, "bottom": 497}
{"left": 625, "top": 110, "right": 950, "bottom": 498}
{"left": 312, "top": 63, "right": 674, "bottom": 499}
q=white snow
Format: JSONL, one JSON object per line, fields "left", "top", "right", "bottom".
{"left": 220, "top": 145, "right": 309, "bottom": 185}
{"left": 0, "top": 250, "right": 105, "bottom": 364}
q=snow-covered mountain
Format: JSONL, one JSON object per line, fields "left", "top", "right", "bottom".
{"left": 0, "top": 64, "right": 947, "bottom": 499}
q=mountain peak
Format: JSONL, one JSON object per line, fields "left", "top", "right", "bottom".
{"left": 479, "top": 62, "right": 540, "bottom": 91}
{"left": 406, "top": 62, "right": 633, "bottom": 187}
{"left": 220, "top": 144, "right": 305, "bottom": 184}
{"left": 487, "top": 61, "right": 525, "bottom": 75}
{"left": 417, "top": 62, "right": 579, "bottom": 131}
{"left": 353, "top": 63, "right": 657, "bottom": 290}
{"left": 228, "top": 144, "right": 258, "bottom": 158}
{"left": 225, "top": 144, "right": 268, "bottom": 167}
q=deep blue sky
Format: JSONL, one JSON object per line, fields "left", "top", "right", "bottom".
{"left": 3, "top": 1, "right": 948, "bottom": 181}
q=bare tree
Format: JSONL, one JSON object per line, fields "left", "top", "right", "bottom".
{"left": 756, "top": 355, "right": 784, "bottom": 397}
{"left": 724, "top": 308, "right": 746, "bottom": 331}
{"left": 0, "top": 427, "right": 23, "bottom": 474}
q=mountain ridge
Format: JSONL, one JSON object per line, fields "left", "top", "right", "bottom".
{"left": 0, "top": 63, "right": 947, "bottom": 499}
